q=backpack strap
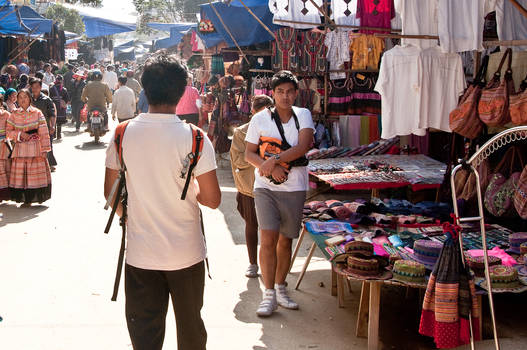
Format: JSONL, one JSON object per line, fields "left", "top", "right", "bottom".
{"left": 114, "top": 120, "right": 131, "bottom": 170}
{"left": 181, "top": 123, "right": 204, "bottom": 200}
{"left": 270, "top": 108, "right": 300, "bottom": 149}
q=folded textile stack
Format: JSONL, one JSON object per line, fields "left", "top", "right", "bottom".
{"left": 306, "top": 137, "right": 400, "bottom": 160}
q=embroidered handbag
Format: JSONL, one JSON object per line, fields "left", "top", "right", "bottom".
{"left": 478, "top": 48, "right": 515, "bottom": 127}
{"left": 514, "top": 165, "right": 527, "bottom": 219}
{"left": 484, "top": 146, "right": 525, "bottom": 217}
{"left": 509, "top": 74, "right": 527, "bottom": 126}
{"left": 449, "top": 55, "right": 489, "bottom": 139}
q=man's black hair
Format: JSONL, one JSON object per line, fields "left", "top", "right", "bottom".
{"left": 29, "top": 77, "right": 42, "bottom": 87}
{"left": 35, "top": 72, "right": 44, "bottom": 80}
{"left": 141, "top": 51, "right": 188, "bottom": 107}
{"left": 270, "top": 70, "right": 298, "bottom": 90}
{"left": 118, "top": 76, "right": 127, "bottom": 86}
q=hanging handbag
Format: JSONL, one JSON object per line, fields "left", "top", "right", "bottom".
{"left": 514, "top": 165, "right": 527, "bottom": 219}
{"left": 478, "top": 48, "right": 515, "bottom": 127}
{"left": 449, "top": 55, "right": 489, "bottom": 139}
{"left": 509, "top": 73, "right": 527, "bottom": 126}
{"left": 484, "top": 146, "right": 525, "bottom": 217}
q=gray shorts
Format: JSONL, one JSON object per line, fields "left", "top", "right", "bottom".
{"left": 254, "top": 188, "right": 306, "bottom": 239}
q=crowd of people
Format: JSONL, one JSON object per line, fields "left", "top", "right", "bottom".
{"left": 1, "top": 51, "right": 315, "bottom": 350}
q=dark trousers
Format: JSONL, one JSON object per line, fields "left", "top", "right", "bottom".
{"left": 125, "top": 261, "right": 207, "bottom": 350}
{"left": 71, "top": 100, "right": 84, "bottom": 129}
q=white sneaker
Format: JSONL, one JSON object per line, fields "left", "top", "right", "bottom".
{"left": 245, "top": 264, "right": 259, "bottom": 278}
{"left": 256, "top": 289, "right": 277, "bottom": 317}
{"left": 275, "top": 284, "right": 299, "bottom": 310}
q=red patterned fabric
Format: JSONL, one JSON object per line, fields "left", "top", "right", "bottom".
{"left": 419, "top": 223, "right": 480, "bottom": 348}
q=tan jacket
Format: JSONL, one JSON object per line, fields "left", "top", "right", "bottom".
{"left": 81, "top": 81, "right": 112, "bottom": 111}
{"left": 230, "top": 123, "right": 255, "bottom": 197}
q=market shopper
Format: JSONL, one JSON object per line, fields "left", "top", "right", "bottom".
{"left": 245, "top": 70, "right": 315, "bottom": 317}
{"left": 49, "top": 75, "right": 70, "bottom": 140}
{"left": 111, "top": 77, "right": 136, "bottom": 123}
{"left": 230, "top": 95, "right": 273, "bottom": 278}
{"left": 70, "top": 71, "right": 86, "bottom": 132}
{"left": 30, "top": 78, "right": 57, "bottom": 171}
{"left": 104, "top": 51, "right": 221, "bottom": 350}
{"left": 0, "top": 104, "right": 10, "bottom": 201}
{"left": 125, "top": 70, "right": 141, "bottom": 99}
{"left": 5, "top": 88, "right": 17, "bottom": 112}
{"left": 176, "top": 75, "right": 201, "bottom": 125}
{"left": 103, "top": 65, "right": 118, "bottom": 92}
{"left": 42, "top": 63, "right": 55, "bottom": 87}
{"left": 137, "top": 89, "right": 149, "bottom": 114}
{"left": 6, "top": 89, "right": 52, "bottom": 206}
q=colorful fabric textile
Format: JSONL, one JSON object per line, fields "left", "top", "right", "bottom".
{"left": 6, "top": 107, "right": 52, "bottom": 203}
{"left": 356, "top": 0, "right": 395, "bottom": 34}
{"left": 349, "top": 34, "right": 385, "bottom": 70}
{"left": 419, "top": 224, "right": 480, "bottom": 349}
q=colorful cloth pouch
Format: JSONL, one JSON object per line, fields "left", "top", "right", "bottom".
{"left": 466, "top": 247, "right": 517, "bottom": 267}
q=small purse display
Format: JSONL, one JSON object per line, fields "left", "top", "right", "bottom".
{"left": 484, "top": 146, "right": 525, "bottom": 217}
{"left": 514, "top": 165, "right": 527, "bottom": 219}
{"left": 509, "top": 74, "right": 527, "bottom": 126}
{"left": 449, "top": 55, "right": 489, "bottom": 139}
{"left": 478, "top": 48, "right": 516, "bottom": 127}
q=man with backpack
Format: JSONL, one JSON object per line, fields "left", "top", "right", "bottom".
{"left": 244, "top": 71, "right": 315, "bottom": 317}
{"left": 104, "top": 51, "right": 221, "bottom": 350}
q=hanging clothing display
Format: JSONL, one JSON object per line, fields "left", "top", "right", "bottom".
{"left": 375, "top": 45, "right": 425, "bottom": 139}
{"left": 356, "top": 0, "right": 395, "bottom": 34}
{"left": 495, "top": 0, "right": 527, "bottom": 51}
{"left": 394, "top": 0, "right": 438, "bottom": 49}
{"left": 486, "top": 50, "right": 527, "bottom": 92}
{"left": 437, "top": 0, "right": 485, "bottom": 53}
{"left": 349, "top": 72, "right": 381, "bottom": 115}
{"left": 349, "top": 34, "right": 385, "bottom": 70}
{"left": 272, "top": 27, "right": 299, "bottom": 71}
{"left": 331, "top": 0, "right": 360, "bottom": 28}
{"left": 270, "top": 0, "right": 323, "bottom": 29}
{"left": 328, "top": 78, "right": 352, "bottom": 116}
{"left": 295, "top": 77, "right": 322, "bottom": 114}
{"left": 299, "top": 31, "right": 327, "bottom": 73}
{"left": 375, "top": 45, "right": 465, "bottom": 139}
{"left": 325, "top": 30, "right": 350, "bottom": 80}
{"left": 211, "top": 54, "right": 225, "bottom": 77}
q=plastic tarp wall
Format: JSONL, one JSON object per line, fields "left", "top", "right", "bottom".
{"left": 199, "top": 0, "right": 279, "bottom": 48}
{"left": 153, "top": 25, "right": 195, "bottom": 50}
{"left": 82, "top": 15, "right": 136, "bottom": 38}
{"left": 147, "top": 22, "right": 195, "bottom": 32}
{"left": 19, "top": 6, "right": 52, "bottom": 34}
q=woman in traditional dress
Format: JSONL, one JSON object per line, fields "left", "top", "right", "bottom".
{"left": 5, "top": 88, "right": 17, "bottom": 112}
{"left": 6, "top": 89, "right": 52, "bottom": 206}
{"left": 0, "top": 104, "right": 10, "bottom": 201}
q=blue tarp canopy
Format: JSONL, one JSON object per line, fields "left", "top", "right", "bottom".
{"left": 82, "top": 15, "right": 136, "bottom": 38}
{"left": 199, "top": 0, "right": 279, "bottom": 48}
{"left": 153, "top": 25, "right": 195, "bottom": 50}
{"left": 0, "top": 5, "right": 31, "bottom": 35}
{"left": 114, "top": 41, "right": 136, "bottom": 61}
{"left": 147, "top": 22, "right": 195, "bottom": 32}
{"left": 18, "top": 6, "right": 52, "bottom": 34}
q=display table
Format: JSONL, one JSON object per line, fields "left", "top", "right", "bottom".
{"left": 308, "top": 155, "right": 446, "bottom": 192}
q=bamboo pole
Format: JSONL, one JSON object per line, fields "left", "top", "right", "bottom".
{"left": 0, "top": 8, "right": 16, "bottom": 24}
{"left": 273, "top": 18, "right": 402, "bottom": 33}
{"left": 308, "top": 0, "right": 336, "bottom": 27}
{"left": 208, "top": 0, "right": 250, "bottom": 65}
{"left": 238, "top": 0, "right": 277, "bottom": 41}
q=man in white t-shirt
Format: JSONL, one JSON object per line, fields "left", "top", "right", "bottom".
{"left": 102, "top": 65, "right": 118, "bottom": 91}
{"left": 104, "top": 52, "right": 221, "bottom": 350}
{"left": 245, "top": 70, "right": 315, "bottom": 317}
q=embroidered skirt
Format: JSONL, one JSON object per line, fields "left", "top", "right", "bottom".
{"left": 9, "top": 155, "right": 52, "bottom": 203}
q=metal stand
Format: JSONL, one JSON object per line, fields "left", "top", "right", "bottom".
{"left": 450, "top": 126, "right": 527, "bottom": 350}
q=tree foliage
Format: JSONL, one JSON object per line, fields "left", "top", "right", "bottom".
{"left": 45, "top": 4, "right": 85, "bottom": 35}
{"left": 133, "top": 0, "right": 208, "bottom": 34}
{"left": 64, "top": 0, "right": 103, "bottom": 6}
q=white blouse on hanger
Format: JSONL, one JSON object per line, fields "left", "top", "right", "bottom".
{"left": 394, "top": 0, "right": 438, "bottom": 49}
{"left": 495, "top": 0, "right": 527, "bottom": 51}
{"left": 270, "top": 0, "right": 323, "bottom": 29}
{"left": 324, "top": 30, "right": 351, "bottom": 80}
{"left": 437, "top": 0, "right": 485, "bottom": 53}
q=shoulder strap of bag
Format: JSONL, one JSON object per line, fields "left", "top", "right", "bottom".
{"left": 114, "top": 120, "right": 131, "bottom": 169}
{"left": 493, "top": 48, "right": 513, "bottom": 79}
{"left": 270, "top": 107, "right": 300, "bottom": 149}
{"left": 474, "top": 55, "right": 490, "bottom": 85}
{"left": 181, "top": 123, "right": 204, "bottom": 200}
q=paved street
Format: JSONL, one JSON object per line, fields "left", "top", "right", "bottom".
{"left": 1, "top": 120, "right": 526, "bottom": 350}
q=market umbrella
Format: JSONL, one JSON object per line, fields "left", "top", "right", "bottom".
{"left": 419, "top": 222, "right": 481, "bottom": 349}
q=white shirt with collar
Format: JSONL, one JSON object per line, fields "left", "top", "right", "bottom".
{"left": 105, "top": 113, "right": 217, "bottom": 271}
{"left": 111, "top": 85, "right": 136, "bottom": 120}
{"left": 103, "top": 70, "right": 118, "bottom": 90}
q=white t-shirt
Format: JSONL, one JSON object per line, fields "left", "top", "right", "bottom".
{"left": 105, "top": 113, "right": 217, "bottom": 271}
{"left": 418, "top": 46, "right": 466, "bottom": 131}
{"left": 245, "top": 106, "right": 315, "bottom": 192}
{"left": 495, "top": 0, "right": 527, "bottom": 51}
{"left": 395, "top": 0, "right": 439, "bottom": 49}
{"left": 375, "top": 45, "right": 426, "bottom": 139}
{"left": 438, "top": 0, "right": 485, "bottom": 53}
{"left": 103, "top": 71, "right": 118, "bottom": 90}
